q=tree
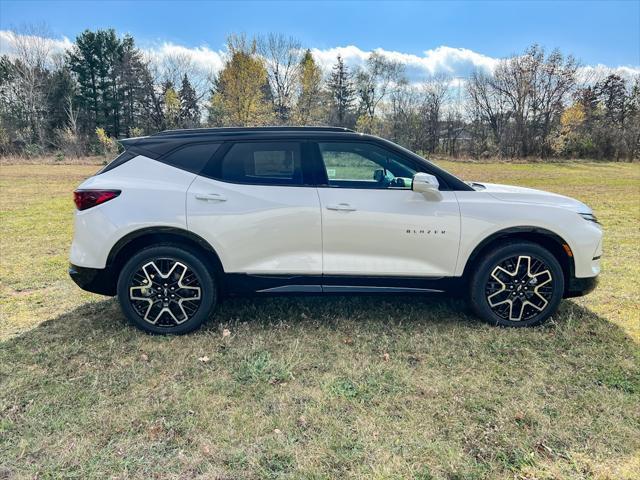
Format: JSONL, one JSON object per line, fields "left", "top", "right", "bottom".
{"left": 327, "top": 55, "right": 355, "bottom": 127}
{"left": 179, "top": 74, "right": 200, "bottom": 128}
{"left": 597, "top": 74, "right": 628, "bottom": 125}
{"left": 67, "top": 29, "right": 148, "bottom": 137}
{"left": 355, "top": 51, "right": 405, "bottom": 128}
{"left": 467, "top": 44, "right": 578, "bottom": 157}
{"left": 593, "top": 74, "right": 635, "bottom": 159}
{"left": 0, "top": 25, "right": 53, "bottom": 147}
{"left": 258, "top": 33, "right": 302, "bottom": 124}
{"left": 294, "top": 49, "right": 325, "bottom": 124}
{"left": 116, "top": 35, "right": 148, "bottom": 136}
{"left": 207, "top": 35, "right": 272, "bottom": 126}
{"left": 551, "top": 102, "right": 592, "bottom": 157}
{"left": 626, "top": 77, "right": 640, "bottom": 159}
{"left": 45, "top": 65, "right": 75, "bottom": 134}
{"left": 467, "top": 70, "right": 509, "bottom": 156}
{"left": 162, "top": 81, "right": 180, "bottom": 129}
{"left": 420, "top": 75, "right": 449, "bottom": 153}
{"left": 385, "top": 82, "right": 421, "bottom": 150}
{"left": 138, "top": 58, "right": 167, "bottom": 132}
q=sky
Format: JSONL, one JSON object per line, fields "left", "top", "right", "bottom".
{"left": 1, "top": 0, "right": 639, "bottom": 82}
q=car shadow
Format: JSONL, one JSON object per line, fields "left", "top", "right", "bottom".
{"left": 1, "top": 293, "right": 637, "bottom": 337}
{"left": 1, "top": 295, "right": 638, "bottom": 477}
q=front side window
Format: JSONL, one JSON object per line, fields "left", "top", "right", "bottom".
{"left": 220, "top": 142, "right": 303, "bottom": 185}
{"left": 318, "top": 142, "right": 416, "bottom": 189}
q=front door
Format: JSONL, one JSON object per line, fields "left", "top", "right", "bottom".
{"left": 314, "top": 141, "right": 460, "bottom": 277}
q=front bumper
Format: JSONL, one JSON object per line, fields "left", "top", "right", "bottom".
{"left": 69, "top": 264, "right": 116, "bottom": 296}
{"left": 564, "top": 275, "right": 599, "bottom": 298}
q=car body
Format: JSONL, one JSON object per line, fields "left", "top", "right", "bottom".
{"left": 69, "top": 127, "right": 602, "bottom": 333}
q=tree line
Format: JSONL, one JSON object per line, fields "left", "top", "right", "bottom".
{"left": 1, "top": 27, "right": 638, "bottom": 160}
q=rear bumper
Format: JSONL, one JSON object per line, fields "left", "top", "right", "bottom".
{"left": 69, "top": 264, "right": 116, "bottom": 296}
{"left": 564, "top": 275, "right": 598, "bottom": 298}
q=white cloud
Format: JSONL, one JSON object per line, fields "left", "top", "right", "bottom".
{"left": 0, "top": 29, "right": 72, "bottom": 63}
{"left": 1, "top": 29, "right": 638, "bottom": 85}
{"left": 147, "top": 41, "right": 225, "bottom": 75}
{"left": 577, "top": 64, "right": 640, "bottom": 84}
{"left": 310, "top": 45, "right": 499, "bottom": 79}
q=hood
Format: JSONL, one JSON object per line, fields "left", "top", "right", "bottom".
{"left": 469, "top": 182, "right": 591, "bottom": 212}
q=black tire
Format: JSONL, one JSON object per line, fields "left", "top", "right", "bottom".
{"left": 116, "top": 245, "right": 217, "bottom": 334}
{"left": 469, "top": 241, "right": 564, "bottom": 327}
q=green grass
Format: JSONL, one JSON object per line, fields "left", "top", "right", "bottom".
{"left": 1, "top": 160, "right": 639, "bottom": 479}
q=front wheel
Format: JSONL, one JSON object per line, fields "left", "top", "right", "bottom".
{"left": 469, "top": 242, "right": 564, "bottom": 327}
{"left": 117, "top": 245, "right": 217, "bottom": 334}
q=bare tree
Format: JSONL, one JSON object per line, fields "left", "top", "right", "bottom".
{"left": 51, "top": 94, "right": 83, "bottom": 156}
{"left": 258, "top": 33, "right": 302, "bottom": 124}
{"left": 467, "top": 45, "right": 578, "bottom": 157}
{"left": 467, "top": 70, "right": 515, "bottom": 157}
{"left": 5, "top": 24, "right": 54, "bottom": 145}
{"left": 420, "top": 74, "right": 450, "bottom": 153}
{"left": 356, "top": 51, "right": 405, "bottom": 125}
{"left": 384, "top": 81, "right": 421, "bottom": 149}
{"left": 161, "top": 51, "right": 211, "bottom": 103}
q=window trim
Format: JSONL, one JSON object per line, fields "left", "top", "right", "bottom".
{"left": 200, "top": 139, "right": 317, "bottom": 187}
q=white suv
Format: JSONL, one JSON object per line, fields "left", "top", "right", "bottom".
{"left": 69, "top": 127, "right": 602, "bottom": 334}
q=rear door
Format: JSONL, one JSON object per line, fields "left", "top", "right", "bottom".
{"left": 187, "top": 140, "right": 322, "bottom": 274}
{"left": 314, "top": 141, "right": 460, "bottom": 277}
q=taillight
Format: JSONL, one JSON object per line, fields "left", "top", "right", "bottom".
{"left": 73, "top": 189, "right": 121, "bottom": 211}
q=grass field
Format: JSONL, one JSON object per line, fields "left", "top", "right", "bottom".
{"left": 1, "top": 159, "right": 639, "bottom": 479}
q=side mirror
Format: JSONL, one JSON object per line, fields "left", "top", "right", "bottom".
{"left": 412, "top": 173, "right": 442, "bottom": 200}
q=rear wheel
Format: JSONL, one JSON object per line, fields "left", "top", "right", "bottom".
{"left": 117, "top": 245, "right": 217, "bottom": 334}
{"left": 469, "top": 242, "right": 564, "bottom": 327}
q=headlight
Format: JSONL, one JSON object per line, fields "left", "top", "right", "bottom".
{"left": 579, "top": 212, "right": 599, "bottom": 224}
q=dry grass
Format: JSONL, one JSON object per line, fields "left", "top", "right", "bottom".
{"left": 0, "top": 155, "right": 106, "bottom": 166}
{"left": 0, "top": 159, "right": 639, "bottom": 479}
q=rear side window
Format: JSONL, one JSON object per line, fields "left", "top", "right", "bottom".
{"left": 159, "top": 143, "right": 220, "bottom": 174}
{"left": 220, "top": 142, "right": 303, "bottom": 185}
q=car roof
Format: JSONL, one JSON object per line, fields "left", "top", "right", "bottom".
{"left": 152, "top": 126, "right": 354, "bottom": 137}
{"left": 119, "top": 126, "right": 369, "bottom": 157}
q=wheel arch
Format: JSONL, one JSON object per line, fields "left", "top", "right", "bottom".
{"left": 107, "top": 227, "right": 225, "bottom": 285}
{"left": 461, "top": 227, "right": 575, "bottom": 290}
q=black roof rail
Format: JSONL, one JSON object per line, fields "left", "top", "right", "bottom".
{"left": 151, "top": 126, "right": 354, "bottom": 137}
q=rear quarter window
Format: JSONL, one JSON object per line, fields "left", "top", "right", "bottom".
{"left": 158, "top": 143, "right": 221, "bottom": 174}
{"left": 96, "top": 150, "right": 137, "bottom": 174}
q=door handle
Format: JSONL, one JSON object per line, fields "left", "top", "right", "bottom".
{"left": 326, "top": 203, "right": 356, "bottom": 212}
{"left": 195, "top": 193, "right": 227, "bottom": 202}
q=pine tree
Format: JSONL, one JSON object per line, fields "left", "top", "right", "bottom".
{"left": 179, "top": 74, "right": 200, "bottom": 128}
{"left": 596, "top": 74, "right": 628, "bottom": 126}
{"left": 66, "top": 29, "right": 147, "bottom": 137}
{"left": 117, "top": 35, "right": 148, "bottom": 136}
{"left": 327, "top": 55, "right": 355, "bottom": 127}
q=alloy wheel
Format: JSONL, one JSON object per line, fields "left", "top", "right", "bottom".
{"left": 484, "top": 255, "right": 554, "bottom": 322}
{"left": 128, "top": 257, "right": 202, "bottom": 327}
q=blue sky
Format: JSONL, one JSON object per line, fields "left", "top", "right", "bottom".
{"left": 1, "top": 0, "right": 638, "bottom": 83}
{"left": 2, "top": 0, "right": 639, "bottom": 65}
